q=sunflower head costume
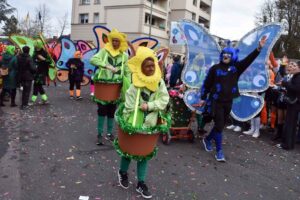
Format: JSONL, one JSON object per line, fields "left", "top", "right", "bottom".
{"left": 128, "top": 46, "right": 161, "bottom": 92}
{"left": 104, "top": 29, "right": 128, "bottom": 57}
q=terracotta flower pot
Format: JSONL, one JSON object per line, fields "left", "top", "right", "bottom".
{"left": 94, "top": 82, "right": 121, "bottom": 101}
{"left": 118, "top": 127, "right": 159, "bottom": 156}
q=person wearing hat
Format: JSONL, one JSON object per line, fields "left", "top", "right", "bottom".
{"left": 0, "top": 45, "right": 18, "bottom": 107}
{"left": 90, "top": 29, "right": 131, "bottom": 145}
{"left": 66, "top": 51, "right": 84, "bottom": 100}
{"left": 31, "top": 39, "right": 51, "bottom": 104}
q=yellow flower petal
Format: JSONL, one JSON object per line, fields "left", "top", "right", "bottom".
{"left": 104, "top": 28, "right": 128, "bottom": 57}
{"left": 128, "top": 47, "right": 161, "bottom": 92}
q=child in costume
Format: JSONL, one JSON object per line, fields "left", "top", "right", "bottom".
{"left": 31, "top": 39, "right": 51, "bottom": 104}
{"left": 200, "top": 37, "right": 267, "bottom": 162}
{"left": 115, "top": 47, "right": 170, "bottom": 199}
{"left": 90, "top": 29, "right": 130, "bottom": 145}
{"left": 66, "top": 51, "right": 84, "bottom": 100}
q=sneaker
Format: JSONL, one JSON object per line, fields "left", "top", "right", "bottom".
{"left": 233, "top": 126, "right": 242, "bottom": 132}
{"left": 226, "top": 125, "right": 235, "bottom": 130}
{"left": 243, "top": 129, "right": 254, "bottom": 135}
{"left": 69, "top": 96, "right": 74, "bottom": 100}
{"left": 41, "top": 100, "right": 49, "bottom": 105}
{"left": 136, "top": 181, "right": 152, "bottom": 199}
{"left": 252, "top": 131, "right": 260, "bottom": 138}
{"left": 215, "top": 150, "right": 226, "bottom": 162}
{"left": 96, "top": 136, "right": 103, "bottom": 145}
{"left": 105, "top": 134, "right": 115, "bottom": 142}
{"left": 28, "top": 102, "right": 34, "bottom": 106}
{"left": 90, "top": 92, "right": 94, "bottom": 96}
{"left": 202, "top": 138, "right": 213, "bottom": 152}
{"left": 118, "top": 170, "right": 129, "bottom": 189}
{"left": 76, "top": 96, "right": 83, "bottom": 100}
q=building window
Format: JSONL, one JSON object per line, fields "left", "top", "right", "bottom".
{"left": 145, "top": 13, "right": 155, "bottom": 25}
{"left": 193, "top": 0, "right": 197, "bottom": 6}
{"left": 80, "top": 0, "right": 90, "bottom": 5}
{"left": 94, "top": 13, "right": 99, "bottom": 23}
{"left": 192, "top": 13, "right": 196, "bottom": 21}
{"left": 79, "top": 13, "right": 89, "bottom": 24}
{"left": 94, "top": 0, "right": 100, "bottom": 4}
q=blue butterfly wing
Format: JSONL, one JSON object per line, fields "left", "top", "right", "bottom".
{"left": 237, "top": 23, "right": 283, "bottom": 92}
{"left": 232, "top": 23, "right": 283, "bottom": 121}
{"left": 57, "top": 38, "right": 76, "bottom": 70}
{"left": 180, "top": 20, "right": 221, "bottom": 89}
{"left": 231, "top": 94, "right": 264, "bottom": 121}
{"left": 178, "top": 20, "right": 220, "bottom": 113}
{"left": 82, "top": 48, "right": 98, "bottom": 78}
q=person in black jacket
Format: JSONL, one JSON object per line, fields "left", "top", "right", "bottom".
{"left": 169, "top": 55, "right": 182, "bottom": 87}
{"left": 31, "top": 39, "right": 50, "bottom": 104}
{"left": 66, "top": 51, "right": 84, "bottom": 100}
{"left": 199, "top": 37, "right": 267, "bottom": 162}
{"left": 276, "top": 61, "right": 300, "bottom": 150}
{"left": 17, "top": 46, "right": 36, "bottom": 110}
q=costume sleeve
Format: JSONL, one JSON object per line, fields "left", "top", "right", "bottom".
{"left": 147, "top": 80, "right": 170, "bottom": 112}
{"left": 123, "top": 85, "right": 138, "bottom": 119}
{"left": 200, "top": 67, "right": 214, "bottom": 100}
{"left": 235, "top": 48, "right": 260, "bottom": 75}
{"left": 90, "top": 49, "right": 107, "bottom": 68}
{"left": 123, "top": 53, "right": 131, "bottom": 82}
{"left": 66, "top": 59, "right": 72, "bottom": 68}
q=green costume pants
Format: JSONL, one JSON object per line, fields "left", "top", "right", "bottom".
{"left": 120, "top": 157, "right": 148, "bottom": 182}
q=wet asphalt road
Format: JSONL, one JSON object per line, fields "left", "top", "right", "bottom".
{"left": 0, "top": 82, "right": 300, "bottom": 200}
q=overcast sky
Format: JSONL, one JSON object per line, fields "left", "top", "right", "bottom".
{"left": 7, "top": 0, "right": 264, "bottom": 40}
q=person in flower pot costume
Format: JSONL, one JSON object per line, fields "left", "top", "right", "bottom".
{"left": 114, "top": 47, "right": 170, "bottom": 199}
{"left": 90, "top": 29, "right": 131, "bottom": 145}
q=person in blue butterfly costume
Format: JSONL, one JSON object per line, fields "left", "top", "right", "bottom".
{"left": 199, "top": 36, "right": 267, "bottom": 162}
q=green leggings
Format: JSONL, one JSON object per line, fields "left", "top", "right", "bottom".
{"left": 120, "top": 157, "right": 148, "bottom": 182}
{"left": 97, "top": 116, "right": 114, "bottom": 136}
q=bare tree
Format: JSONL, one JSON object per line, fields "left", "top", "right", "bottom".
{"left": 57, "top": 12, "right": 69, "bottom": 38}
{"left": 34, "top": 3, "right": 52, "bottom": 36}
{"left": 255, "top": 0, "right": 278, "bottom": 26}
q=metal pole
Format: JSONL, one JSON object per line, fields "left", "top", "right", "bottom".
{"left": 149, "top": 0, "right": 153, "bottom": 37}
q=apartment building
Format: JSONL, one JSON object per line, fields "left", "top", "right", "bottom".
{"left": 71, "top": 0, "right": 213, "bottom": 48}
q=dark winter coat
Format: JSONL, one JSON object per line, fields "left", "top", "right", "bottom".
{"left": 17, "top": 53, "right": 36, "bottom": 82}
{"left": 169, "top": 61, "right": 182, "bottom": 87}
{"left": 0, "top": 53, "right": 18, "bottom": 89}
{"left": 66, "top": 58, "right": 84, "bottom": 82}
{"left": 282, "top": 72, "right": 300, "bottom": 104}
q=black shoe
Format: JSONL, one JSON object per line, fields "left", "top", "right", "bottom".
{"left": 96, "top": 136, "right": 103, "bottom": 145}
{"left": 272, "top": 135, "right": 281, "bottom": 141}
{"left": 20, "top": 105, "right": 29, "bottom": 110}
{"left": 136, "top": 181, "right": 152, "bottom": 199}
{"left": 118, "top": 170, "right": 129, "bottom": 189}
{"left": 76, "top": 96, "right": 83, "bottom": 100}
{"left": 10, "top": 103, "right": 17, "bottom": 107}
{"left": 106, "top": 134, "right": 115, "bottom": 142}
